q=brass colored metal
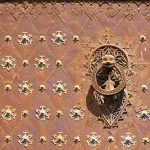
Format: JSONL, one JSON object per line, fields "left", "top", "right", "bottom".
{"left": 55, "top": 60, "right": 62, "bottom": 68}
{"left": 18, "top": 132, "right": 33, "bottom": 148}
{"left": 39, "top": 84, "right": 46, "bottom": 92}
{"left": 1, "top": 106, "right": 16, "bottom": 121}
{"left": 21, "top": 110, "right": 29, "bottom": 119}
{"left": 56, "top": 110, "right": 63, "bottom": 118}
{"left": 1, "top": 56, "right": 16, "bottom": 71}
{"left": 53, "top": 81, "right": 67, "bottom": 96}
{"left": 39, "top": 35, "right": 46, "bottom": 42}
{"left": 5, "top": 35, "right": 12, "bottom": 42}
{"left": 18, "top": 81, "right": 33, "bottom": 96}
{"left": 140, "top": 35, "right": 146, "bottom": 42}
{"left": 52, "top": 132, "right": 67, "bottom": 148}
{"left": 142, "top": 137, "right": 150, "bottom": 145}
{"left": 72, "top": 35, "right": 79, "bottom": 42}
{"left": 18, "top": 32, "right": 32, "bottom": 46}
{"left": 22, "top": 60, "right": 29, "bottom": 67}
{"left": 5, "top": 84, "right": 12, "bottom": 92}
{"left": 39, "top": 136, "right": 46, "bottom": 144}
{"left": 4, "top": 135, "right": 12, "bottom": 143}
{"left": 74, "top": 85, "right": 80, "bottom": 92}
{"left": 73, "top": 136, "right": 80, "bottom": 144}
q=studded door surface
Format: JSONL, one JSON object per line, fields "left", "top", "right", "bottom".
{"left": 0, "top": 1, "right": 150, "bottom": 150}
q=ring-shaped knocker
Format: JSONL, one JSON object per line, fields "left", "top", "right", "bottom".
{"left": 92, "top": 63, "right": 126, "bottom": 96}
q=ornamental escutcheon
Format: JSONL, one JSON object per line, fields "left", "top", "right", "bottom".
{"left": 88, "top": 44, "right": 130, "bottom": 128}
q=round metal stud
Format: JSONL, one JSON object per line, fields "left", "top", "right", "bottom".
{"left": 5, "top": 35, "right": 12, "bottom": 42}
{"left": 39, "top": 35, "right": 46, "bottom": 42}
{"left": 21, "top": 110, "right": 29, "bottom": 119}
{"left": 39, "top": 85, "right": 46, "bottom": 92}
{"left": 142, "top": 137, "right": 149, "bottom": 145}
{"left": 5, "top": 84, "right": 12, "bottom": 92}
{"left": 22, "top": 60, "right": 29, "bottom": 67}
{"left": 55, "top": 60, "right": 62, "bottom": 68}
{"left": 5, "top": 135, "right": 11, "bottom": 143}
{"left": 73, "top": 136, "right": 80, "bottom": 144}
{"left": 107, "top": 135, "right": 115, "bottom": 144}
{"left": 140, "top": 35, "right": 146, "bottom": 42}
{"left": 141, "top": 84, "right": 148, "bottom": 92}
{"left": 39, "top": 136, "right": 46, "bottom": 144}
{"left": 74, "top": 85, "right": 80, "bottom": 92}
{"left": 56, "top": 110, "right": 63, "bottom": 118}
{"left": 72, "top": 35, "right": 79, "bottom": 42}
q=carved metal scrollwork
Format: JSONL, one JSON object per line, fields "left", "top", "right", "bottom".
{"left": 89, "top": 45, "right": 130, "bottom": 128}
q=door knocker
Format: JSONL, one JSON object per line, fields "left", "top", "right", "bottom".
{"left": 88, "top": 45, "right": 130, "bottom": 128}
{"left": 92, "top": 54, "right": 126, "bottom": 96}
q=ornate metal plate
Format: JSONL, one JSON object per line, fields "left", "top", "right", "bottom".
{"left": 0, "top": 1, "right": 150, "bottom": 150}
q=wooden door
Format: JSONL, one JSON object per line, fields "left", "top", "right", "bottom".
{"left": 0, "top": 1, "right": 150, "bottom": 150}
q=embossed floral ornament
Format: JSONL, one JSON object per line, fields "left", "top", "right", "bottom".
{"left": 18, "top": 32, "right": 32, "bottom": 46}
{"left": 121, "top": 133, "right": 136, "bottom": 149}
{"left": 67, "top": 4, "right": 82, "bottom": 19}
{"left": 86, "top": 132, "right": 101, "bottom": 147}
{"left": 105, "top": 4, "right": 117, "bottom": 17}
{"left": 52, "top": 132, "right": 67, "bottom": 147}
{"left": 142, "top": 6, "right": 150, "bottom": 21}
{"left": 123, "top": 5, "right": 137, "bottom": 21}
{"left": 137, "top": 109, "right": 150, "bottom": 121}
{"left": 47, "top": 6, "right": 60, "bottom": 20}
{"left": 18, "top": 132, "right": 33, "bottom": 148}
{"left": 52, "top": 31, "right": 66, "bottom": 46}
{"left": 1, "top": 106, "right": 16, "bottom": 121}
{"left": 35, "top": 106, "right": 50, "bottom": 121}
{"left": 69, "top": 106, "right": 85, "bottom": 121}
{"left": 0, "top": 56, "right": 16, "bottom": 71}
{"left": 53, "top": 81, "right": 67, "bottom": 96}
{"left": 34, "top": 55, "right": 49, "bottom": 70}
{"left": 18, "top": 81, "right": 33, "bottom": 96}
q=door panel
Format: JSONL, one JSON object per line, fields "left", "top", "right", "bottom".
{"left": 0, "top": 1, "right": 150, "bottom": 150}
